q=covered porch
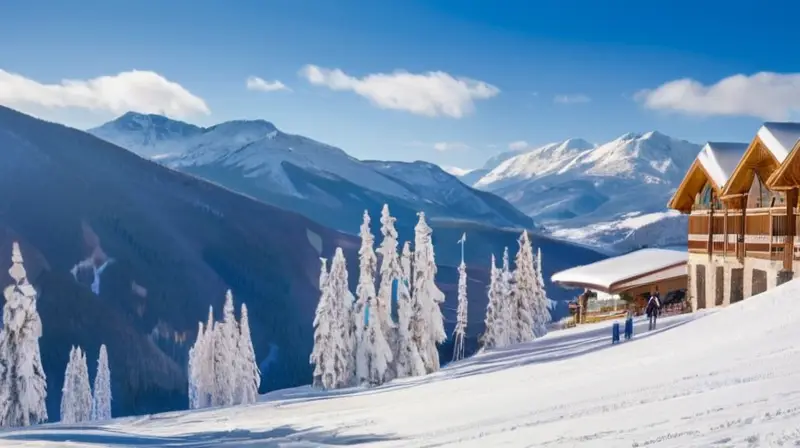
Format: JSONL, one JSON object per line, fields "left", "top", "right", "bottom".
{"left": 551, "top": 248, "right": 688, "bottom": 324}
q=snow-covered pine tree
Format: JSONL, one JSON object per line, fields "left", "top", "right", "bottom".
{"left": 199, "top": 306, "right": 216, "bottom": 408}
{"left": 60, "top": 346, "right": 91, "bottom": 424}
{"left": 394, "top": 242, "right": 424, "bottom": 378}
{"left": 311, "top": 249, "right": 356, "bottom": 389}
{"left": 59, "top": 346, "right": 77, "bottom": 424}
{"left": 187, "top": 321, "right": 204, "bottom": 410}
{"left": 92, "top": 344, "right": 112, "bottom": 420}
{"left": 330, "top": 248, "right": 357, "bottom": 387}
{"left": 480, "top": 255, "right": 502, "bottom": 350}
{"left": 213, "top": 290, "right": 238, "bottom": 407}
{"left": 512, "top": 231, "right": 536, "bottom": 344}
{"left": 532, "top": 248, "right": 551, "bottom": 338}
{"left": 354, "top": 211, "right": 378, "bottom": 386}
{"left": 74, "top": 347, "right": 93, "bottom": 423}
{"left": 452, "top": 258, "right": 468, "bottom": 362}
{"left": 236, "top": 303, "right": 260, "bottom": 405}
{"left": 411, "top": 212, "right": 446, "bottom": 374}
{"left": 376, "top": 204, "right": 402, "bottom": 381}
{"left": 499, "top": 247, "right": 514, "bottom": 347}
{"left": 0, "top": 242, "right": 47, "bottom": 427}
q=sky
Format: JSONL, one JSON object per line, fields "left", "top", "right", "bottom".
{"left": 1, "top": 0, "right": 800, "bottom": 169}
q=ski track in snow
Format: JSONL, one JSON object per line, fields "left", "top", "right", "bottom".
{"left": 4, "top": 281, "right": 800, "bottom": 446}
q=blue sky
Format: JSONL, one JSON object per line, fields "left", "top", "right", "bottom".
{"left": 1, "top": 0, "right": 799, "bottom": 169}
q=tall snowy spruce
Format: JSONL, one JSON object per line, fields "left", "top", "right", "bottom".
{"left": 394, "top": 242, "right": 424, "bottom": 378}
{"left": 411, "top": 212, "right": 446, "bottom": 374}
{"left": 0, "top": 242, "right": 47, "bottom": 427}
{"left": 187, "top": 321, "right": 205, "bottom": 410}
{"left": 512, "top": 232, "right": 536, "bottom": 344}
{"left": 480, "top": 255, "right": 504, "bottom": 350}
{"left": 500, "top": 247, "right": 515, "bottom": 346}
{"left": 376, "top": 204, "right": 402, "bottom": 381}
{"left": 532, "top": 248, "right": 551, "bottom": 337}
{"left": 452, "top": 234, "right": 468, "bottom": 362}
{"left": 60, "top": 346, "right": 91, "bottom": 423}
{"left": 199, "top": 306, "right": 216, "bottom": 408}
{"left": 354, "top": 211, "right": 392, "bottom": 386}
{"left": 92, "top": 344, "right": 112, "bottom": 420}
{"left": 235, "top": 304, "right": 260, "bottom": 405}
{"left": 213, "top": 290, "right": 239, "bottom": 407}
{"left": 311, "top": 248, "right": 356, "bottom": 389}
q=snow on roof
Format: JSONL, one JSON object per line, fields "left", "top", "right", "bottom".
{"left": 697, "top": 142, "right": 748, "bottom": 188}
{"left": 757, "top": 122, "right": 800, "bottom": 163}
{"left": 551, "top": 248, "right": 687, "bottom": 292}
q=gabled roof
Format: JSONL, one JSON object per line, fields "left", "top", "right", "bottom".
{"left": 720, "top": 126, "right": 793, "bottom": 199}
{"left": 765, "top": 123, "right": 800, "bottom": 190}
{"left": 667, "top": 142, "right": 747, "bottom": 212}
{"left": 550, "top": 248, "right": 687, "bottom": 294}
{"left": 757, "top": 122, "right": 800, "bottom": 164}
{"left": 697, "top": 142, "right": 749, "bottom": 189}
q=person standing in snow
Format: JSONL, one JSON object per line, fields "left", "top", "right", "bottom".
{"left": 646, "top": 290, "right": 661, "bottom": 331}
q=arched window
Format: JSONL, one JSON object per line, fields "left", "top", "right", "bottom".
{"left": 694, "top": 183, "right": 721, "bottom": 210}
{"left": 747, "top": 174, "right": 784, "bottom": 208}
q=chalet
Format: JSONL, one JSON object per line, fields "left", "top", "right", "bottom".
{"left": 668, "top": 123, "right": 800, "bottom": 310}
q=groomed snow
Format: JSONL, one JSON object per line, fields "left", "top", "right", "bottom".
{"left": 697, "top": 142, "right": 748, "bottom": 188}
{"left": 6, "top": 277, "right": 800, "bottom": 446}
{"left": 757, "top": 122, "right": 800, "bottom": 163}
{"left": 550, "top": 248, "right": 687, "bottom": 291}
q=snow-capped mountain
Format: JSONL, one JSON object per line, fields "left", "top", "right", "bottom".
{"left": 89, "top": 113, "right": 533, "bottom": 234}
{"left": 463, "top": 132, "right": 701, "bottom": 251}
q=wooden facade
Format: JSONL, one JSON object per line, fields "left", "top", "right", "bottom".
{"left": 671, "top": 128, "right": 800, "bottom": 274}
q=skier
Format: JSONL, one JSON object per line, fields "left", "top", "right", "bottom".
{"left": 646, "top": 290, "right": 661, "bottom": 331}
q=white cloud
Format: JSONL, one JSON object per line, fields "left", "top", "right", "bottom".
{"left": 299, "top": 64, "right": 499, "bottom": 118}
{"left": 246, "top": 76, "right": 290, "bottom": 92}
{"left": 433, "top": 141, "right": 471, "bottom": 151}
{"left": 508, "top": 140, "right": 529, "bottom": 150}
{"left": 635, "top": 72, "right": 800, "bottom": 120}
{"left": 0, "top": 69, "right": 210, "bottom": 118}
{"left": 554, "top": 94, "right": 591, "bottom": 104}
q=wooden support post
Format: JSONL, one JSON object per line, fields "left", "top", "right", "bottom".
{"left": 739, "top": 195, "right": 747, "bottom": 262}
{"left": 784, "top": 188, "right": 797, "bottom": 271}
{"left": 708, "top": 194, "right": 715, "bottom": 259}
{"left": 724, "top": 208, "right": 728, "bottom": 257}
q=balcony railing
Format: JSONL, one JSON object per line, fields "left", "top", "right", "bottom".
{"left": 688, "top": 207, "right": 798, "bottom": 261}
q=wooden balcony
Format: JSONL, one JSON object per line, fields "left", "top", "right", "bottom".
{"left": 688, "top": 207, "right": 799, "bottom": 262}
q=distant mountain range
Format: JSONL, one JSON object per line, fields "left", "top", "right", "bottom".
{"left": 0, "top": 106, "right": 604, "bottom": 419}
{"left": 450, "top": 132, "right": 698, "bottom": 252}
{"left": 89, "top": 113, "right": 534, "bottom": 236}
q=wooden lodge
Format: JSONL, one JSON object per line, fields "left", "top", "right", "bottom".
{"left": 668, "top": 123, "right": 800, "bottom": 310}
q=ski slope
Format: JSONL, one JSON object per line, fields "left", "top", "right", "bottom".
{"left": 4, "top": 279, "right": 800, "bottom": 447}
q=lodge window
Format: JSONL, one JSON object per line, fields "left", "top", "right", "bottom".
{"left": 693, "top": 183, "right": 721, "bottom": 210}
{"left": 747, "top": 174, "right": 784, "bottom": 208}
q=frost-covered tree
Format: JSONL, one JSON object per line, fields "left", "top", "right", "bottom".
{"left": 187, "top": 321, "right": 205, "bottom": 410}
{"left": 480, "top": 255, "right": 503, "bottom": 350}
{"left": 59, "top": 347, "right": 76, "bottom": 424}
{"left": 532, "top": 248, "right": 551, "bottom": 338}
{"left": 200, "top": 307, "right": 216, "bottom": 408}
{"left": 512, "top": 231, "right": 536, "bottom": 343}
{"left": 392, "top": 241, "right": 424, "bottom": 378}
{"left": 499, "top": 247, "right": 515, "bottom": 347}
{"left": 411, "top": 212, "right": 446, "bottom": 374}
{"left": 311, "top": 248, "right": 355, "bottom": 389}
{"left": 0, "top": 242, "right": 47, "bottom": 427}
{"left": 213, "top": 290, "right": 238, "bottom": 406}
{"left": 235, "top": 303, "right": 260, "bottom": 405}
{"left": 60, "top": 346, "right": 91, "bottom": 423}
{"left": 354, "top": 211, "right": 378, "bottom": 385}
{"left": 92, "top": 344, "right": 112, "bottom": 420}
{"left": 452, "top": 259, "right": 468, "bottom": 362}
{"left": 376, "top": 204, "right": 402, "bottom": 381}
